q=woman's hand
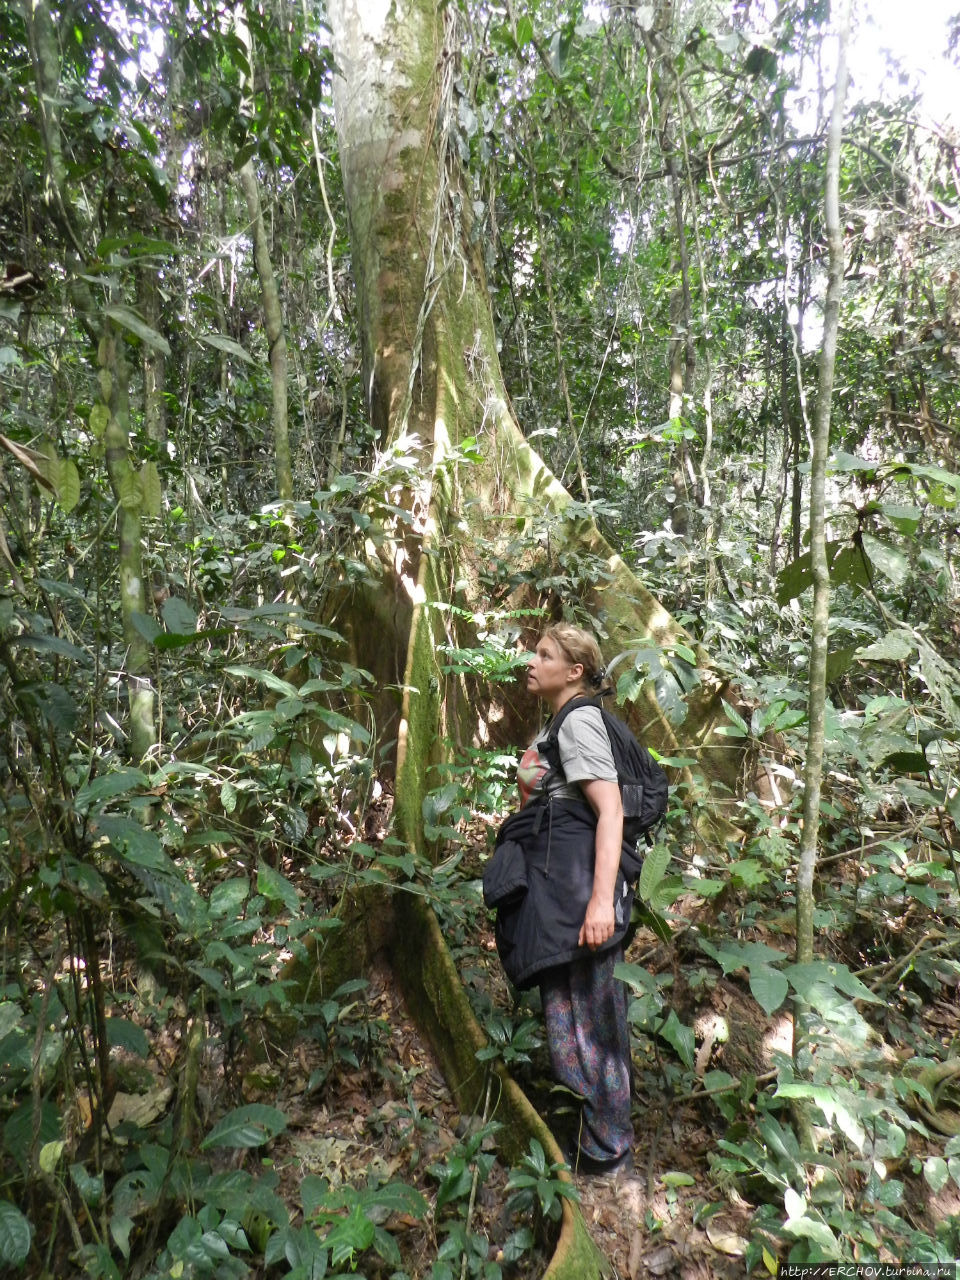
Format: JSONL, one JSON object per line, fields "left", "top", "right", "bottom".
{"left": 579, "top": 894, "right": 616, "bottom": 950}
{"left": 578, "top": 778, "right": 623, "bottom": 951}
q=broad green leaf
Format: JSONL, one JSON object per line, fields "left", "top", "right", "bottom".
{"left": 829, "top": 451, "right": 876, "bottom": 474}
{"left": 879, "top": 503, "right": 921, "bottom": 535}
{"left": 117, "top": 469, "right": 142, "bottom": 513}
{"left": 35, "top": 437, "right": 60, "bottom": 490}
{"left": 638, "top": 843, "right": 670, "bottom": 903}
{"left": 775, "top": 1083, "right": 865, "bottom": 1150}
{"left": 614, "top": 961, "right": 658, "bottom": 996}
{"left": 749, "top": 965, "right": 788, "bottom": 1015}
{"left": 658, "top": 1008, "right": 695, "bottom": 1068}
{"left": 699, "top": 939, "right": 788, "bottom": 974}
{"left": 856, "top": 629, "right": 915, "bottom": 662}
{"left": 15, "top": 632, "right": 88, "bottom": 662}
{"left": 89, "top": 814, "right": 167, "bottom": 872}
{"left": 89, "top": 403, "right": 110, "bottom": 437}
{"left": 326, "top": 1204, "right": 375, "bottom": 1267}
{"left": 516, "top": 15, "right": 534, "bottom": 45}
{"left": 3, "top": 1101, "right": 60, "bottom": 1173}
{"left": 776, "top": 541, "right": 870, "bottom": 604}
{"left": 924, "top": 1156, "right": 949, "bottom": 1193}
{"left": 201, "top": 1104, "right": 288, "bottom": 1150}
{"left": 825, "top": 646, "right": 857, "bottom": 683}
{"left": 74, "top": 767, "right": 150, "bottom": 813}
{"left": 209, "top": 878, "right": 248, "bottom": 916}
{"left": 197, "top": 332, "right": 256, "bottom": 365}
{"left": 39, "top": 1139, "right": 65, "bottom": 1172}
{"left": 57, "top": 459, "right": 81, "bottom": 512}
{"left": 162, "top": 596, "right": 197, "bottom": 636}
{"left": 891, "top": 460, "right": 960, "bottom": 501}
{"left": 98, "top": 233, "right": 178, "bottom": 257}
{"left": 106, "top": 1017, "right": 150, "bottom": 1057}
{"left": 131, "top": 611, "right": 162, "bottom": 643}
{"left": 719, "top": 701, "right": 748, "bottom": 736}
{"left": 0, "top": 1202, "right": 31, "bottom": 1266}
{"left": 220, "top": 780, "right": 237, "bottom": 813}
{"left": 861, "top": 534, "right": 909, "bottom": 588}
{"left": 257, "top": 861, "right": 300, "bottom": 914}
{"left": 70, "top": 1162, "right": 105, "bottom": 1206}
{"left": 105, "top": 304, "right": 171, "bottom": 355}
{"left": 0, "top": 1003, "right": 21, "bottom": 1041}
{"left": 140, "top": 461, "right": 162, "bottom": 517}
{"left": 225, "top": 665, "right": 299, "bottom": 697}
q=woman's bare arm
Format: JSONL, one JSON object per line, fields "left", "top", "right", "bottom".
{"left": 578, "top": 778, "right": 623, "bottom": 950}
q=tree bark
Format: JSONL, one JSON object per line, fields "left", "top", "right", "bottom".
{"left": 795, "top": 0, "right": 852, "bottom": 966}
{"left": 239, "top": 159, "right": 293, "bottom": 504}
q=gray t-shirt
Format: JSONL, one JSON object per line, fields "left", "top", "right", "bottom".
{"left": 517, "top": 704, "right": 617, "bottom": 807}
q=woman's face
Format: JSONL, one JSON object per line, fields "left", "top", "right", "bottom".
{"left": 525, "top": 635, "right": 582, "bottom": 703}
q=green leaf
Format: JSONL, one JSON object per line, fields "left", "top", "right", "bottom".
{"left": 209, "top": 878, "right": 248, "bottom": 916}
{"left": 516, "top": 15, "right": 534, "bottom": 45}
{"left": 856, "top": 629, "right": 915, "bottom": 662}
{"left": 719, "top": 701, "right": 748, "bottom": 737}
{"left": 924, "top": 1155, "right": 949, "bottom": 1193}
{"left": 57, "top": 459, "right": 81, "bottom": 513}
{"left": 117, "top": 468, "right": 142, "bottom": 513}
{"left": 638, "top": 844, "right": 670, "bottom": 903}
{"left": 4, "top": 1101, "right": 60, "bottom": 1173}
{"left": 861, "top": 534, "right": 909, "bottom": 588}
{"left": 140, "top": 461, "right": 162, "bottom": 517}
{"left": 89, "top": 814, "right": 168, "bottom": 872}
{"left": 0, "top": 1202, "right": 32, "bottom": 1266}
{"left": 325, "top": 1204, "right": 375, "bottom": 1267}
{"left": 106, "top": 1017, "right": 150, "bottom": 1057}
{"left": 201, "top": 1104, "right": 288, "bottom": 1150}
{"left": 131, "top": 611, "right": 162, "bottom": 643}
{"left": 70, "top": 1162, "right": 105, "bottom": 1206}
{"left": 749, "top": 965, "right": 789, "bottom": 1016}
{"left": 257, "top": 861, "right": 300, "bottom": 914}
{"left": 39, "top": 1139, "right": 65, "bottom": 1172}
{"left": 879, "top": 503, "right": 921, "bottom": 535}
{"left": 776, "top": 541, "right": 870, "bottom": 604}
{"left": 162, "top": 596, "right": 197, "bottom": 636}
{"left": 74, "top": 767, "right": 150, "bottom": 814}
{"left": 0, "top": 1003, "right": 21, "bottom": 1041}
{"left": 225, "top": 665, "right": 299, "bottom": 697}
{"left": 197, "top": 332, "right": 256, "bottom": 365}
{"left": 784, "top": 960, "right": 880, "bottom": 1004}
{"left": 89, "top": 403, "right": 110, "bottom": 438}
{"left": 105, "top": 304, "right": 171, "bottom": 355}
{"left": 659, "top": 1009, "right": 695, "bottom": 1068}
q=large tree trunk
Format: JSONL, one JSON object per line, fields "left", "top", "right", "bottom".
{"left": 326, "top": 0, "right": 749, "bottom": 1271}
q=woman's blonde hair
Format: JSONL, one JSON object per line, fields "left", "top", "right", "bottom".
{"left": 541, "top": 623, "right": 607, "bottom": 690}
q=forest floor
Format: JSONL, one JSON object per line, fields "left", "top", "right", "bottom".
{"left": 257, "top": 944, "right": 752, "bottom": 1280}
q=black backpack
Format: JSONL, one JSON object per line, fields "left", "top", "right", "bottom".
{"left": 541, "top": 696, "right": 669, "bottom": 847}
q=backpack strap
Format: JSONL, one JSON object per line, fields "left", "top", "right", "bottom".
{"left": 540, "top": 694, "right": 602, "bottom": 781}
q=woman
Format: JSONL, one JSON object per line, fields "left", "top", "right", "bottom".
{"left": 484, "top": 623, "right": 634, "bottom": 1175}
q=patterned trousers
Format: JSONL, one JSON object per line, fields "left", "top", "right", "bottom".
{"left": 540, "top": 944, "right": 633, "bottom": 1162}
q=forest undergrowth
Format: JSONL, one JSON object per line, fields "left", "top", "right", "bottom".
{"left": 5, "top": 541, "right": 960, "bottom": 1278}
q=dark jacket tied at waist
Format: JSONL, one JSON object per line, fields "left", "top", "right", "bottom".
{"left": 482, "top": 796, "right": 637, "bottom": 990}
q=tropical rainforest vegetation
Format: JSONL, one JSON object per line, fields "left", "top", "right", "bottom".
{"left": 2, "top": 0, "right": 960, "bottom": 1274}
